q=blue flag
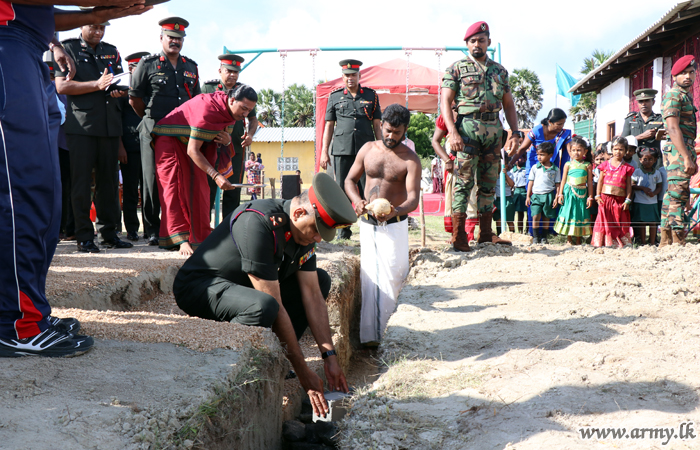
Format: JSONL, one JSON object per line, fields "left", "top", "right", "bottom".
{"left": 556, "top": 64, "right": 581, "bottom": 107}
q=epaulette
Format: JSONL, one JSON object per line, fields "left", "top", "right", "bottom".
{"left": 143, "top": 53, "right": 161, "bottom": 62}
{"left": 362, "top": 86, "right": 376, "bottom": 92}
{"left": 203, "top": 79, "right": 218, "bottom": 85}
{"left": 330, "top": 87, "right": 344, "bottom": 95}
{"left": 625, "top": 111, "right": 638, "bottom": 119}
{"left": 60, "top": 37, "right": 80, "bottom": 45}
{"left": 102, "top": 41, "right": 117, "bottom": 49}
{"left": 182, "top": 55, "right": 198, "bottom": 66}
{"left": 267, "top": 213, "right": 288, "bottom": 229}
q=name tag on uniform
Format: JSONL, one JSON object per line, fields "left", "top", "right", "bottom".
{"left": 299, "top": 247, "right": 315, "bottom": 266}
{"left": 184, "top": 71, "right": 197, "bottom": 79}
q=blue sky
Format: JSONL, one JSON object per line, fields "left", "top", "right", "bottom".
{"left": 60, "top": 0, "right": 676, "bottom": 123}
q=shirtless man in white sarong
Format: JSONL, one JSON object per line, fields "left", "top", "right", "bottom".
{"left": 344, "top": 103, "right": 422, "bottom": 345}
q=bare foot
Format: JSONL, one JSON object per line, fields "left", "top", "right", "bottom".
{"left": 179, "top": 241, "right": 194, "bottom": 257}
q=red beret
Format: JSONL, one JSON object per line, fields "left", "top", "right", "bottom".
{"left": 671, "top": 55, "right": 696, "bottom": 76}
{"left": 464, "top": 21, "right": 489, "bottom": 41}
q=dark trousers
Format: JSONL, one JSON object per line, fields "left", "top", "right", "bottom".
{"left": 175, "top": 269, "right": 331, "bottom": 340}
{"left": 139, "top": 117, "right": 160, "bottom": 238}
{"left": 209, "top": 146, "right": 245, "bottom": 223}
{"left": 0, "top": 30, "right": 59, "bottom": 339}
{"left": 120, "top": 151, "right": 144, "bottom": 235}
{"left": 66, "top": 134, "right": 120, "bottom": 242}
{"left": 333, "top": 155, "right": 364, "bottom": 238}
{"left": 59, "top": 147, "right": 74, "bottom": 237}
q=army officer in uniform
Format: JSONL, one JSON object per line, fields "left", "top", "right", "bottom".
{"left": 174, "top": 173, "right": 356, "bottom": 416}
{"left": 55, "top": 21, "right": 133, "bottom": 252}
{"left": 320, "top": 59, "right": 382, "bottom": 240}
{"left": 129, "top": 17, "right": 201, "bottom": 246}
{"left": 622, "top": 88, "right": 664, "bottom": 159}
{"left": 202, "top": 54, "right": 259, "bottom": 219}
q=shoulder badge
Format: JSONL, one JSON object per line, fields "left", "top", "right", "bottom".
{"left": 625, "top": 112, "right": 637, "bottom": 119}
{"left": 330, "top": 87, "right": 344, "bottom": 95}
{"left": 143, "top": 53, "right": 160, "bottom": 62}
{"left": 183, "top": 55, "right": 198, "bottom": 66}
{"left": 204, "top": 79, "right": 218, "bottom": 85}
{"left": 267, "top": 213, "right": 288, "bottom": 229}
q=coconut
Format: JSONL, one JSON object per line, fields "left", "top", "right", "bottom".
{"left": 365, "top": 198, "right": 392, "bottom": 216}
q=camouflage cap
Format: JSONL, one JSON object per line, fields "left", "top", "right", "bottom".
{"left": 339, "top": 59, "right": 362, "bottom": 74}
{"left": 308, "top": 173, "right": 357, "bottom": 242}
{"left": 219, "top": 54, "right": 245, "bottom": 72}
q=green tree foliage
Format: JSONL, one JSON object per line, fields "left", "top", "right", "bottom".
{"left": 570, "top": 49, "right": 613, "bottom": 120}
{"left": 406, "top": 112, "right": 436, "bottom": 158}
{"left": 256, "top": 88, "right": 281, "bottom": 127}
{"left": 509, "top": 68, "right": 543, "bottom": 129}
{"left": 257, "top": 84, "right": 317, "bottom": 128}
{"left": 283, "top": 83, "right": 315, "bottom": 128}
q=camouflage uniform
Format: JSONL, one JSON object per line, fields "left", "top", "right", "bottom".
{"left": 660, "top": 82, "right": 698, "bottom": 230}
{"left": 442, "top": 55, "right": 510, "bottom": 213}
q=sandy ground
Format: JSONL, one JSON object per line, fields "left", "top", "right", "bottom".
{"left": 340, "top": 241, "right": 700, "bottom": 450}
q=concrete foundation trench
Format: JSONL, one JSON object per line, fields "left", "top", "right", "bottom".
{"left": 0, "top": 241, "right": 366, "bottom": 450}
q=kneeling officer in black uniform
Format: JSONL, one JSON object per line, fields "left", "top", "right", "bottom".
{"left": 174, "top": 172, "right": 357, "bottom": 416}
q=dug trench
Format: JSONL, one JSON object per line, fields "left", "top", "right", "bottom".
{"left": 0, "top": 240, "right": 367, "bottom": 450}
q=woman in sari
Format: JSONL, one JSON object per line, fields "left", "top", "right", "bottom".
{"left": 508, "top": 108, "right": 572, "bottom": 237}
{"left": 245, "top": 152, "right": 263, "bottom": 200}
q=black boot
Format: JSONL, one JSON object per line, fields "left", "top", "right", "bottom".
{"left": 541, "top": 229, "right": 549, "bottom": 244}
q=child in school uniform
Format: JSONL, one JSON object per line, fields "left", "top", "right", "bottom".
{"left": 510, "top": 155, "right": 528, "bottom": 233}
{"left": 631, "top": 148, "right": 663, "bottom": 245}
{"left": 526, "top": 142, "right": 561, "bottom": 244}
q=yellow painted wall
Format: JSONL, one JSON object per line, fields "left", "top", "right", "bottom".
{"left": 250, "top": 141, "right": 316, "bottom": 191}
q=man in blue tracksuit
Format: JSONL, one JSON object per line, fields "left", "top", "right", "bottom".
{"left": 0, "top": 2, "right": 150, "bottom": 358}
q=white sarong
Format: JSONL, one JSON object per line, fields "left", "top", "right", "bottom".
{"left": 359, "top": 218, "right": 409, "bottom": 344}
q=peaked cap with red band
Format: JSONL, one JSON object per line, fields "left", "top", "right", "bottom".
{"left": 218, "top": 54, "right": 245, "bottom": 72}
{"left": 307, "top": 173, "right": 357, "bottom": 242}
{"left": 671, "top": 55, "right": 696, "bottom": 77}
{"left": 339, "top": 59, "right": 363, "bottom": 74}
{"left": 464, "top": 21, "right": 489, "bottom": 41}
{"left": 125, "top": 51, "right": 149, "bottom": 66}
{"left": 159, "top": 16, "right": 188, "bottom": 37}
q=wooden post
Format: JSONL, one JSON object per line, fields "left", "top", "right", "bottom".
{"left": 419, "top": 190, "right": 426, "bottom": 247}
{"left": 270, "top": 178, "right": 276, "bottom": 199}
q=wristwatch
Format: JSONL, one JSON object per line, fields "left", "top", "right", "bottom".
{"left": 321, "top": 349, "right": 337, "bottom": 359}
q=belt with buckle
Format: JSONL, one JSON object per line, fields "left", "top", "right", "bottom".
{"left": 462, "top": 111, "right": 498, "bottom": 122}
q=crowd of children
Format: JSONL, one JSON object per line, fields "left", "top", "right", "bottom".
{"left": 494, "top": 135, "right": 668, "bottom": 248}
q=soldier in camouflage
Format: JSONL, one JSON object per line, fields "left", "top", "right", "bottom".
{"left": 659, "top": 55, "right": 698, "bottom": 247}
{"left": 441, "top": 21, "right": 521, "bottom": 251}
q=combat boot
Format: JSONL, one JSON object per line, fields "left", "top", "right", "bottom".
{"left": 658, "top": 229, "right": 672, "bottom": 248}
{"left": 671, "top": 230, "right": 686, "bottom": 247}
{"left": 451, "top": 212, "right": 471, "bottom": 252}
{"left": 477, "top": 212, "right": 512, "bottom": 246}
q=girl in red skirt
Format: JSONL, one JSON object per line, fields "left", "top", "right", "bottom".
{"left": 592, "top": 137, "right": 635, "bottom": 248}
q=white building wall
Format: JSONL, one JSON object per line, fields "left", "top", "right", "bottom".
{"left": 652, "top": 57, "right": 664, "bottom": 96}
{"left": 596, "top": 77, "right": 630, "bottom": 143}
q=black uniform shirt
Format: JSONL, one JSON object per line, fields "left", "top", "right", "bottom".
{"left": 129, "top": 51, "right": 201, "bottom": 123}
{"left": 325, "top": 85, "right": 381, "bottom": 156}
{"left": 176, "top": 199, "right": 317, "bottom": 289}
{"left": 56, "top": 36, "right": 123, "bottom": 136}
{"left": 621, "top": 111, "right": 663, "bottom": 150}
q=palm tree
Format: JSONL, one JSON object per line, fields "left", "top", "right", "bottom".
{"left": 509, "top": 68, "right": 543, "bottom": 129}
{"left": 283, "top": 83, "right": 315, "bottom": 128}
{"left": 256, "top": 88, "right": 281, "bottom": 127}
{"left": 570, "top": 49, "right": 614, "bottom": 121}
